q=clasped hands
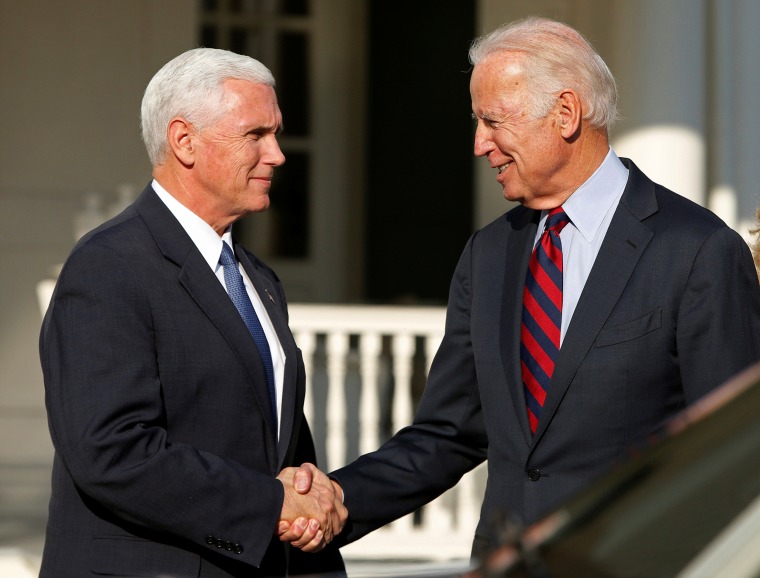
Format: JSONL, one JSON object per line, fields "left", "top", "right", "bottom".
{"left": 276, "top": 463, "right": 345, "bottom": 552}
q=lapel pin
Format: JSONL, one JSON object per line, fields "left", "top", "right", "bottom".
{"left": 264, "top": 289, "right": 276, "bottom": 304}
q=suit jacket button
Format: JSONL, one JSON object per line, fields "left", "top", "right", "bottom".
{"left": 215, "top": 538, "right": 225, "bottom": 548}
{"left": 234, "top": 544, "right": 244, "bottom": 555}
{"left": 205, "top": 535, "right": 216, "bottom": 546}
{"left": 527, "top": 469, "right": 541, "bottom": 481}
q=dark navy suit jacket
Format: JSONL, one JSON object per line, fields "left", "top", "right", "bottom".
{"left": 40, "top": 185, "right": 344, "bottom": 577}
{"left": 332, "top": 159, "right": 760, "bottom": 556}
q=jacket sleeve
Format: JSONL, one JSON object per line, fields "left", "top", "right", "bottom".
{"left": 41, "top": 238, "right": 283, "bottom": 568}
{"left": 677, "top": 225, "right": 760, "bottom": 402}
{"left": 331, "top": 235, "right": 488, "bottom": 543}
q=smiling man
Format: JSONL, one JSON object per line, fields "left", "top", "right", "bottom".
{"left": 281, "top": 16, "right": 760, "bottom": 564}
{"left": 40, "top": 48, "right": 345, "bottom": 577}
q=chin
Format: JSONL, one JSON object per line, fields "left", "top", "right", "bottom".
{"left": 502, "top": 189, "right": 525, "bottom": 205}
{"left": 247, "top": 195, "right": 271, "bottom": 214}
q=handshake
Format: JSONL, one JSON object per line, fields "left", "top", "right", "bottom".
{"left": 276, "top": 463, "right": 346, "bottom": 552}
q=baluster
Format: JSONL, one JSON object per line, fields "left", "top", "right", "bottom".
{"left": 295, "top": 330, "right": 317, "bottom": 424}
{"left": 390, "top": 333, "right": 415, "bottom": 435}
{"left": 457, "top": 468, "right": 480, "bottom": 533}
{"left": 420, "top": 331, "right": 452, "bottom": 532}
{"left": 326, "top": 332, "right": 349, "bottom": 470}
{"left": 425, "top": 332, "right": 443, "bottom": 374}
{"left": 358, "top": 332, "right": 382, "bottom": 455}
{"left": 389, "top": 333, "right": 415, "bottom": 533}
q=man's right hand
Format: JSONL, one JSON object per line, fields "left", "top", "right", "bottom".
{"left": 276, "top": 464, "right": 346, "bottom": 552}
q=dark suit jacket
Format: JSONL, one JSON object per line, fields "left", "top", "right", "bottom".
{"left": 332, "top": 159, "right": 760, "bottom": 556}
{"left": 40, "top": 185, "right": 344, "bottom": 577}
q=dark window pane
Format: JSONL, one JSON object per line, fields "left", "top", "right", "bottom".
{"left": 228, "top": 27, "right": 262, "bottom": 57}
{"left": 269, "top": 152, "right": 309, "bottom": 258}
{"left": 280, "top": 0, "right": 309, "bottom": 16}
{"left": 366, "top": 0, "right": 474, "bottom": 302}
{"left": 231, "top": 0, "right": 264, "bottom": 14}
{"left": 230, "top": 27, "right": 248, "bottom": 55}
{"left": 200, "top": 25, "right": 218, "bottom": 49}
{"left": 277, "top": 32, "right": 309, "bottom": 136}
{"left": 202, "top": 0, "right": 218, "bottom": 12}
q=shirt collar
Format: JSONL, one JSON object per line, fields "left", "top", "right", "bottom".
{"left": 152, "top": 179, "right": 228, "bottom": 270}
{"left": 560, "top": 148, "right": 629, "bottom": 243}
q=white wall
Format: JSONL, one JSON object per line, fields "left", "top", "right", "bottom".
{"left": 0, "top": 0, "right": 197, "bottom": 467}
{"left": 609, "top": 0, "right": 707, "bottom": 207}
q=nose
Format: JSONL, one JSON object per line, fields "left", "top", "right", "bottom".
{"left": 265, "top": 135, "right": 286, "bottom": 166}
{"left": 473, "top": 122, "right": 493, "bottom": 158}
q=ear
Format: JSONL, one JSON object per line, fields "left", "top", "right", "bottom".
{"left": 166, "top": 118, "right": 196, "bottom": 167}
{"left": 556, "top": 89, "right": 582, "bottom": 139}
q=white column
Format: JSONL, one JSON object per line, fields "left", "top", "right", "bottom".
{"left": 730, "top": 0, "right": 760, "bottom": 237}
{"left": 708, "top": 0, "right": 738, "bottom": 230}
{"left": 609, "top": 0, "right": 707, "bottom": 205}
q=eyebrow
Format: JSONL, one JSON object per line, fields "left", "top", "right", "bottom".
{"left": 472, "top": 112, "right": 497, "bottom": 123}
{"left": 247, "top": 123, "right": 284, "bottom": 136}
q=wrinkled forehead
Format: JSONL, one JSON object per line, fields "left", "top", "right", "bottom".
{"left": 212, "top": 79, "right": 282, "bottom": 132}
{"left": 470, "top": 52, "right": 530, "bottom": 111}
{"left": 471, "top": 51, "right": 527, "bottom": 91}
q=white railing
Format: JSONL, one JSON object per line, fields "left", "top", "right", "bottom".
{"left": 37, "top": 280, "right": 485, "bottom": 562}
{"left": 289, "top": 304, "right": 485, "bottom": 562}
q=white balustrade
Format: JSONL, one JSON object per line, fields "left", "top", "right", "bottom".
{"left": 288, "top": 304, "right": 486, "bottom": 562}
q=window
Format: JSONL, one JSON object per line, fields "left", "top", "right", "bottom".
{"left": 199, "top": 0, "right": 311, "bottom": 259}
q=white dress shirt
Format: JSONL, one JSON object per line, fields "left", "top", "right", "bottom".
{"left": 532, "top": 148, "right": 629, "bottom": 345}
{"left": 152, "top": 180, "right": 285, "bottom": 437}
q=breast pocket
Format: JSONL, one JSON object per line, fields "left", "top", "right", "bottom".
{"left": 595, "top": 307, "right": 662, "bottom": 347}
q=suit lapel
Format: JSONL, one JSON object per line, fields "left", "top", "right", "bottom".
{"left": 176, "top": 257, "right": 281, "bottom": 453}
{"left": 135, "top": 186, "right": 279, "bottom": 469}
{"left": 532, "top": 159, "right": 658, "bottom": 443}
{"left": 500, "top": 207, "right": 541, "bottom": 445}
{"left": 235, "top": 245, "right": 301, "bottom": 469}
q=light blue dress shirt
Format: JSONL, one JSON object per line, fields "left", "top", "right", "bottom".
{"left": 532, "top": 148, "right": 629, "bottom": 345}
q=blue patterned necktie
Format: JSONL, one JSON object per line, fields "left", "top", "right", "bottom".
{"left": 520, "top": 207, "right": 571, "bottom": 434}
{"left": 219, "top": 242, "right": 278, "bottom": 435}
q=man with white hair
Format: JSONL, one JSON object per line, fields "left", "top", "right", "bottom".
{"left": 282, "top": 16, "right": 760, "bottom": 561}
{"left": 40, "top": 48, "right": 345, "bottom": 577}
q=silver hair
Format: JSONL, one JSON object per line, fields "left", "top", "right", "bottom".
{"left": 469, "top": 16, "right": 619, "bottom": 131}
{"left": 141, "top": 47, "right": 275, "bottom": 165}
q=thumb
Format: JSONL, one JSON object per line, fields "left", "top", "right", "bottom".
{"left": 294, "top": 463, "right": 315, "bottom": 494}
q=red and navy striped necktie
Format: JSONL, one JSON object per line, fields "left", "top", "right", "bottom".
{"left": 520, "top": 207, "right": 570, "bottom": 434}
